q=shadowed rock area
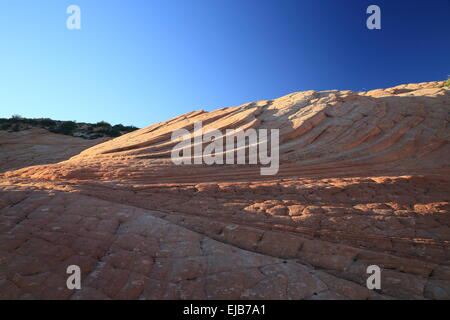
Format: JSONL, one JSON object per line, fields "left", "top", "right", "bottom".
{"left": 0, "top": 128, "right": 108, "bottom": 173}
{"left": 1, "top": 81, "right": 449, "bottom": 299}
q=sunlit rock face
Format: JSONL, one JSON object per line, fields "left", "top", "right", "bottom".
{"left": 0, "top": 81, "right": 449, "bottom": 300}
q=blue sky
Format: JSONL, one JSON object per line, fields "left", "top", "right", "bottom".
{"left": 0, "top": 0, "right": 449, "bottom": 128}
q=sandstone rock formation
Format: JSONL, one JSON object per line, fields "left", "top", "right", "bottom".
{"left": 0, "top": 81, "right": 449, "bottom": 300}
{"left": 0, "top": 128, "right": 108, "bottom": 173}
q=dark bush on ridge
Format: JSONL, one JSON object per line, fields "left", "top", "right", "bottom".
{"left": 0, "top": 116, "right": 139, "bottom": 138}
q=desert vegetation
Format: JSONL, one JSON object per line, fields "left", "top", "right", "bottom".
{"left": 0, "top": 116, "right": 138, "bottom": 139}
{"left": 436, "top": 76, "right": 450, "bottom": 88}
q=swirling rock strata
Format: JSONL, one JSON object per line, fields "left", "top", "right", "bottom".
{"left": 1, "top": 81, "right": 449, "bottom": 299}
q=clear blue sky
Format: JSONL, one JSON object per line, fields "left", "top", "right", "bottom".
{"left": 0, "top": 0, "right": 449, "bottom": 128}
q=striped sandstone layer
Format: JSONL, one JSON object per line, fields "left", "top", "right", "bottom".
{"left": 1, "top": 81, "right": 449, "bottom": 299}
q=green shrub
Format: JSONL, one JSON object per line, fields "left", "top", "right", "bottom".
{"left": 10, "top": 115, "right": 23, "bottom": 123}
{"left": 23, "top": 118, "right": 38, "bottom": 125}
{"left": 108, "top": 129, "right": 121, "bottom": 137}
{"left": 0, "top": 123, "right": 11, "bottom": 130}
{"left": 40, "top": 118, "right": 57, "bottom": 127}
{"left": 124, "top": 125, "right": 138, "bottom": 132}
{"left": 436, "top": 76, "right": 450, "bottom": 88}
{"left": 112, "top": 124, "right": 138, "bottom": 132}
{"left": 58, "top": 121, "right": 77, "bottom": 135}
{"left": 95, "top": 121, "right": 111, "bottom": 127}
{"left": 444, "top": 77, "right": 450, "bottom": 87}
{"left": 112, "top": 124, "right": 126, "bottom": 131}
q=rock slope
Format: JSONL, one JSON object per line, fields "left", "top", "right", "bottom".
{"left": 0, "top": 81, "right": 449, "bottom": 300}
{"left": 0, "top": 128, "right": 108, "bottom": 173}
